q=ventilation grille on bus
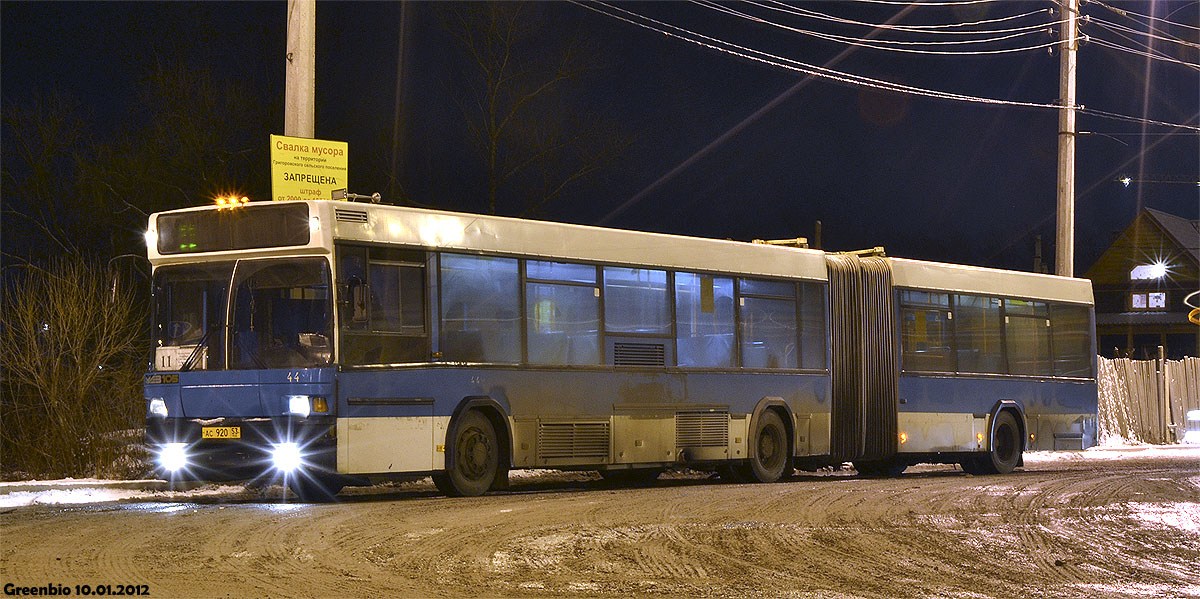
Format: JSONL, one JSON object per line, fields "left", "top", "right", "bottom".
{"left": 613, "top": 342, "right": 666, "bottom": 367}
{"left": 537, "top": 422, "right": 610, "bottom": 460}
{"left": 334, "top": 208, "right": 369, "bottom": 223}
{"left": 676, "top": 411, "right": 729, "bottom": 448}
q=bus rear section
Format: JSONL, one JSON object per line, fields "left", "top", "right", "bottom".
{"left": 824, "top": 254, "right": 1098, "bottom": 476}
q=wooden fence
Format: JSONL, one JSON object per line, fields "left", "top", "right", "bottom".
{"left": 1098, "top": 356, "right": 1200, "bottom": 444}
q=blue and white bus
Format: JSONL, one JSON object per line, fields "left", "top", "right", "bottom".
{"left": 144, "top": 198, "right": 1097, "bottom": 500}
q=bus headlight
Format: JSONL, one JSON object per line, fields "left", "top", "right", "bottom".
{"left": 287, "top": 395, "right": 312, "bottom": 417}
{"left": 158, "top": 443, "right": 188, "bottom": 472}
{"left": 149, "top": 398, "right": 168, "bottom": 418}
{"left": 272, "top": 442, "right": 303, "bottom": 472}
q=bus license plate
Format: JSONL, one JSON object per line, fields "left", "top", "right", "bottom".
{"left": 201, "top": 426, "right": 241, "bottom": 440}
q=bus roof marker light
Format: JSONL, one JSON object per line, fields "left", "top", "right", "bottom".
{"left": 144, "top": 229, "right": 157, "bottom": 247}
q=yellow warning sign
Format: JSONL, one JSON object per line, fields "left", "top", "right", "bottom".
{"left": 269, "top": 134, "right": 348, "bottom": 202}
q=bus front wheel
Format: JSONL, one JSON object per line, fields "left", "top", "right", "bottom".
{"left": 287, "top": 475, "right": 344, "bottom": 502}
{"left": 744, "top": 410, "right": 791, "bottom": 483}
{"left": 437, "top": 410, "right": 499, "bottom": 497}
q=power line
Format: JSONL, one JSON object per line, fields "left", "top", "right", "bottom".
{"left": 1086, "top": 14, "right": 1200, "bottom": 50}
{"left": 756, "top": 1, "right": 1054, "bottom": 36}
{"left": 696, "top": 1, "right": 1064, "bottom": 55}
{"left": 576, "top": 1, "right": 1200, "bottom": 132}
{"left": 1087, "top": 0, "right": 1200, "bottom": 33}
{"left": 844, "top": 0, "right": 1003, "bottom": 6}
{"left": 1086, "top": 35, "right": 1200, "bottom": 71}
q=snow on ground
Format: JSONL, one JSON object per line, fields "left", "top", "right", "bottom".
{"left": 0, "top": 484, "right": 245, "bottom": 508}
{"left": 2, "top": 444, "right": 1196, "bottom": 509}
{"left": 1024, "top": 443, "right": 1200, "bottom": 464}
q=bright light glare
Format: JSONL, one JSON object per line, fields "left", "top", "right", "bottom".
{"left": 272, "top": 442, "right": 303, "bottom": 472}
{"left": 149, "top": 398, "right": 168, "bottom": 418}
{"left": 144, "top": 230, "right": 157, "bottom": 247}
{"left": 287, "top": 396, "right": 311, "bottom": 417}
{"left": 1131, "top": 262, "right": 1170, "bottom": 280}
{"left": 1120, "top": 176, "right": 1132, "bottom": 188}
{"left": 159, "top": 443, "right": 188, "bottom": 472}
{"left": 309, "top": 216, "right": 321, "bottom": 234}
{"left": 1184, "top": 431, "right": 1200, "bottom": 445}
{"left": 1187, "top": 410, "right": 1200, "bottom": 422}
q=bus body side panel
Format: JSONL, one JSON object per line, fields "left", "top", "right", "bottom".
{"left": 335, "top": 367, "right": 831, "bottom": 476}
{"left": 896, "top": 374, "right": 1098, "bottom": 453}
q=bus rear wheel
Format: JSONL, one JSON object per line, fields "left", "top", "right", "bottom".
{"left": 961, "top": 410, "right": 1022, "bottom": 475}
{"left": 437, "top": 410, "right": 499, "bottom": 497}
{"left": 744, "top": 410, "right": 791, "bottom": 483}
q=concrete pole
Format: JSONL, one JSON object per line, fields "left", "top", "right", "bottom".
{"left": 1055, "top": 0, "right": 1079, "bottom": 277}
{"left": 285, "top": 0, "right": 315, "bottom": 138}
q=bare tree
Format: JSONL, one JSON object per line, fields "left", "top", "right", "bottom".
{"left": 440, "top": 2, "right": 630, "bottom": 216}
{"left": 1, "top": 257, "right": 146, "bottom": 478}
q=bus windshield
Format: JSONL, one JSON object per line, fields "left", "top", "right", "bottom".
{"left": 230, "top": 258, "right": 332, "bottom": 369}
{"left": 154, "top": 262, "right": 234, "bottom": 369}
{"left": 153, "top": 258, "right": 332, "bottom": 370}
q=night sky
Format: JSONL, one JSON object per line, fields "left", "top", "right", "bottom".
{"left": 2, "top": 1, "right": 1197, "bottom": 273}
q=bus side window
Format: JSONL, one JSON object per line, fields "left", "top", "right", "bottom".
{"left": 1051, "top": 304, "right": 1092, "bottom": 377}
{"left": 337, "top": 245, "right": 429, "bottom": 365}
{"left": 954, "top": 294, "right": 1005, "bottom": 374}
{"left": 440, "top": 253, "right": 520, "bottom": 363}
{"left": 899, "top": 290, "right": 953, "bottom": 373}
{"left": 526, "top": 260, "right": 601, "bottom": 365}
{"left": 738, "top": 278, "right": 798, "bottom": 369}
{"left": 1004, "top": 299, "right": 1051, "bottom": 376}
{"left": 675, "top": 272, "right": 735, "bottom": 368}
{"left": 799, "top": 282, "right": 827, "bottom": 370}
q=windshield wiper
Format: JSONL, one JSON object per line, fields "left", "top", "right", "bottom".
{"left": 180, "top": 325, "right": 220, "bottom": 372}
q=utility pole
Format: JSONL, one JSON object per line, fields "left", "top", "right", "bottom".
{"left": 1056, "top": 0, "right": 1079, "bottom": 277}
{"left": 285, "top": 0, "right": 316, "bottom": 138}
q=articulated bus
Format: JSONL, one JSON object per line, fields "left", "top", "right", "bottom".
{"left": 144, "top": 199, "right": 1098, "bottom": 500}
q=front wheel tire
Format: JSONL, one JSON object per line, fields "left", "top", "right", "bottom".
{"left": 438, "top": 410, "right": 499, "bottom": 497}
{"left": 287, "top": 475, "right": 344, "bottom": 502}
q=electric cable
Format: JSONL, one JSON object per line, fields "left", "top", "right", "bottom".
{"left": 697, "top": 1, "right": 1063, "bottom": 55}
{"left": 758, "top": 1, "right": 1054, "bottom": 36}
{"left": 575, "top": 1, "right": 1200, "bottom": 132}
{"left": 1085, "top": 35, "right": 1200, "bottom": 71}
{"left": 1087, "top": 14, "right": 1200, "bottom": 50}
{"left": 1087, "top": 0, "right": 1200, "bottom": 32}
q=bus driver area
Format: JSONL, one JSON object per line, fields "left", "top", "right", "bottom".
{"left": 144, "top": 198, "right": 1098, "bottom": 501}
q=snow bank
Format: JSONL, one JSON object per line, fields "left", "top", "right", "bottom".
{"left": 1024, "top": 444, "right": 1200, "bottom": 464}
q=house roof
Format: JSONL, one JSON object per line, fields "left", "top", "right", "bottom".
{"left": 1084, "top": 208, "right": 1200, "bottom": 284}
{"left": 1145, "top": 208, "right": 1200, "bottom": 266}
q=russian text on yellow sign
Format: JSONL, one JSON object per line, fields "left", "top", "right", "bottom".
{"left": 269, "top": 134, "right": 349, "bottom": 202}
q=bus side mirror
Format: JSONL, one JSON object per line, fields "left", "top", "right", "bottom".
{"left": 351, "top": 281, "right": 369, "bottom": 324}
{"left": 340, "top": 277, "right": 369, "bottom": 325}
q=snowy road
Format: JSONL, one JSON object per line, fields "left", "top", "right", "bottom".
{"left": 2, "top": 448, "right": 1198, "bottom": 599}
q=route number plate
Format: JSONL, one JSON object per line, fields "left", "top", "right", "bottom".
{"left": 201, "top": 426, "right": 241, "bottom": 439}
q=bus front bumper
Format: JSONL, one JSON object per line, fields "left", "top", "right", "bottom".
{"left": 146, "top": 417, "right": 338, "bottom": 482}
